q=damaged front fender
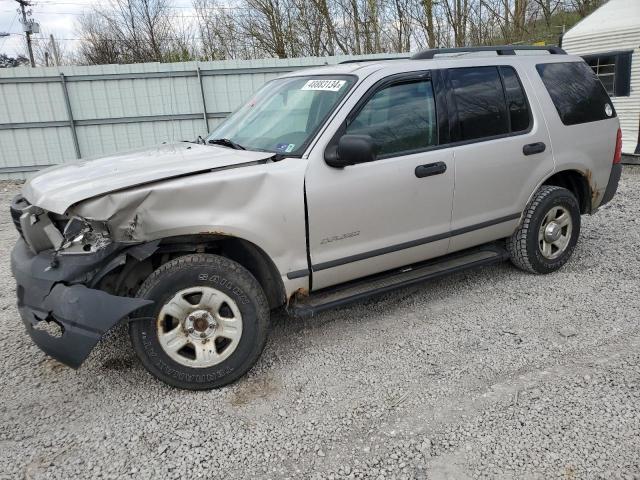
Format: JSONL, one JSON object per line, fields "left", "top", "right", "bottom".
{"left": 69, "top": 158, "right": 310, "bottom": 294}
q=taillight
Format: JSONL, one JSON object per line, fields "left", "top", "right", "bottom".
{"left": 613, "top": 128, "right": 622, "bottom": 164}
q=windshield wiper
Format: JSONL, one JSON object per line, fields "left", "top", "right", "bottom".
{"left": 208, "top": 138, "right": 246, "bottom": 150}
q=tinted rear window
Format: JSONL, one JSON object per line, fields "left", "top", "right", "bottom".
{"left": 536, "top": 62, "right": 615, "bottom": 125}
{"left": 449, "top": 66, "right": 509, "bottom": 141}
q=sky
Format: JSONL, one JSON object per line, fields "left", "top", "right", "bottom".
{"left": 0, "top": 0, "right": 195, "bottom": 59}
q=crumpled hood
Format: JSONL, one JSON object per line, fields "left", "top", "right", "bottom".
{"left": 22, "top": 142, "right": 274, "bottom": 214}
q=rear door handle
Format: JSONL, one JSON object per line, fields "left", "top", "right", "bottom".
{"left": 415, "top": 161, "right": 447, "bottom": 178}
{"left": 523, "top": 142, "right": 546, "bottom": 156}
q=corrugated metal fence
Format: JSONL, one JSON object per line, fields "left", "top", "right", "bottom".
{"left": 0, "top": 53, "right": 404, "bottom": 179}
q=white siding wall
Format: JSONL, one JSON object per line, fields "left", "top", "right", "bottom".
{"left": 563, "top": 26, "right": 640, "bottom": 155}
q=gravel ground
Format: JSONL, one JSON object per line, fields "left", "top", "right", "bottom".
{"left": 1, "top": 167, "right": 639, "bottom": 480}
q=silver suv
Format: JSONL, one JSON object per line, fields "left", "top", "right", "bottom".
{"left": 10, "top": 46, "right": 622, "bottom": 389}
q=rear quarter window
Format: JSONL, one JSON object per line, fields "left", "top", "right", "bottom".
{"left": 536, "top": 62, "right": 615, "bottom": 126}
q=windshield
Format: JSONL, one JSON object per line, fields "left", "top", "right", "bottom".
{"left": 207, "top": 75, "right": 355, "bottom": 156}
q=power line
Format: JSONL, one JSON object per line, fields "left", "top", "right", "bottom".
{"left": 2, "top": 9, "right": 18, "bottom": 32}
{"left": 35, "top": 0, "right": 240, "bottom": 8}
{"left": 0, "top": 11, "right": 245, "bottom": 19}
{"left": 0, "top": 12, "right": 18, "bottom": 49}
{"left": 0, "top": 5, "right": 249, "bottom": 15}
{"left": 29, "top": 35, "right": 211, "bottom": 42}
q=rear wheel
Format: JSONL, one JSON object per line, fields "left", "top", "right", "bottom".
{"left": 129, "top": 254, "right": 269, "bottom": 390}
{"left": 506, "top": 185, "right": 581, "bottom": 274}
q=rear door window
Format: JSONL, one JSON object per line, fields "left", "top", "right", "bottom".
{"left": 536, "top": 61, "right": 615, "bottom": 125}
{"left": 449, "top": 66, "right": 509, "bottom": 141}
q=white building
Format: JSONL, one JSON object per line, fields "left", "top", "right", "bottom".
{"left": 562, "top": 0, "right": 640, "bottom": 156}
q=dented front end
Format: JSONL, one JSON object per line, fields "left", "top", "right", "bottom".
{"left": 10, "top": 195, "right": 155, "bottom": 367}
{"left": 10, "top": 148, "right": 310, "bottom": 367}
{"left": 63, "top": 157, "right": 310, "bottom": 294}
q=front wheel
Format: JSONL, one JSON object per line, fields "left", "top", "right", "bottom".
{"left": 506, "top": 185, "right": 581, "bottom": 274}
{"left": 129, "top": 254, "right": 269, "bottom": 390}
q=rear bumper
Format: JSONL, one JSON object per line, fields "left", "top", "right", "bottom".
{"left": 599, "top": 164, "right": 622, "bottom": 208}
{"left": 11, "top": 239, "right": 152, "bottom": 368}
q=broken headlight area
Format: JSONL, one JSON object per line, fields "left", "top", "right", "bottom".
{"left": 57, "top": 217, "right": 112, "bottom": 255}
{"left": 10, "top": 194, "right": 112, "bottom": 255}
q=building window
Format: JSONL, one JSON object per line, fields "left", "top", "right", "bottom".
{"left": 583, "top": 51, "right": 633, "bottom": 97}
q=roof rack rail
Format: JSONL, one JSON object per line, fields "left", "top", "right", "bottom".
{"left": 411, "top": 45, "right": 566, "bottom": 60}
{"left": 339, "top": 56, "right": 410, "bottom": 64}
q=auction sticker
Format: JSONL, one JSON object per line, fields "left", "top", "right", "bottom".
{"left": 301, "top": 79, "right": 346, "bottom": 92}
{"left": 276, "top": 143, "right": 296, "bottom": 152}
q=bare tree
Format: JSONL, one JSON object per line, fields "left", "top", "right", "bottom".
{"left": 166, "top": 13, "right": 199, "bottom": 61}
{"left": 0, "top": 53, "right": 29, "bottom": 68}
{"left": 77, "top": 0, "right": 181, "bottom": 64}
{"left": 531, "top": 0, "right": 563, "bottom": 27}
{"left": 442, "top": 0, "right": 470, "bottom": 47}
{"left": 311, "top": 0, "right": 348, "bottom": 54}
{"left": 77, "top": 12, "right": 122, "bottom": 64}
{"left": 292, "top": 0, "right": 327, "bottom": 56}
{"left": 383, "top": 0, "right": 412, "bottom": 52}
{"left": 239, "top": 0, "right": 291, "bottom": 58}
{"left": 29, "top": 31, "right": 73, "bottom": 66}
{"left": 569, "top": 0, "right": 602, "bottom": 18}
{"left": 194, "top": 0, "right": 254, "bottom": 60}
{"left": 73, "top": 0, "right": 605, "bottom": 65}
{"left": 422, "top": 0, "right": 437, "bottom": 48}
{"left": 408, "top": 0, "right": 444, "bottom": 49}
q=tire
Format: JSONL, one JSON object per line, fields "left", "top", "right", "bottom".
{"left": 129, "top": 254, "right": 269, "bottom": 390}
{"left": 506, "top": 185, "right": 581, "bottom": 274}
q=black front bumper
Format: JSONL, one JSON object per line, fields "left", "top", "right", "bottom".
{"left": 11, "top": 239, "right": 152, "bottom": 368}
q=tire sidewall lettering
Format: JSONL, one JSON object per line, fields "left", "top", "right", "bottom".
{"left": 197, "top": 272, "right": 250, "bottom": 305}
{"left": 141, "top": 326, "right": 237, "bottom": 382}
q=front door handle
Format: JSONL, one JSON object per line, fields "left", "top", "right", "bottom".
{"left": 415, "top": 161, "right": 447, "bottom": 178}
{"left": 523, "top": 142, "right": 546, "bottom": 156}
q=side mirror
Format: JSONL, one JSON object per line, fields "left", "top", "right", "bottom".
{"left": 325, "top": 134, "right": 377, "bottom": 168}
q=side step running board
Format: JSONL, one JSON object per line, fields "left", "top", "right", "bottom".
{"left": 289, "top": 244, "right": 509, "bottom": 318}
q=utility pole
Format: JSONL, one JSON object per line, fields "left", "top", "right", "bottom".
{"left": 554, "top": 24, "right": 566, "bottom": 48}
{"left": 16, "top": 0, "right": 35, "bottom": 67}
{"left": 50, "top": 34, "right": 60, "bottom": 66}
